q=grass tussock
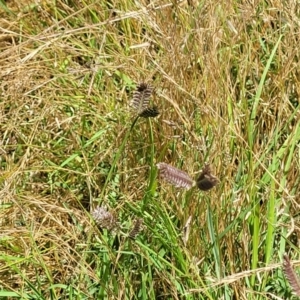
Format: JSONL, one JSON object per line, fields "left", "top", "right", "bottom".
{"left": 0, "top": 0, "right": 300, "bottom": 299}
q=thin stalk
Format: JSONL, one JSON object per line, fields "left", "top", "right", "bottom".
{"left": 101, "top": 116, "right": 139, "bottom": 199}
{"left": 250, "top": 35, "right": 282, "bottom": 287}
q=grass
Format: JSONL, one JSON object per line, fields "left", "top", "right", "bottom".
{"left": 0, "top": 0, "right": 300, "bottom": 299}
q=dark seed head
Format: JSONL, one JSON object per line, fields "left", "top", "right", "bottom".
{"left": 157, "top": 162, "right": 194, "bottom": 189}
{"left": 196, "top": 164, "right": 219, "bottom": 191}
{"left": 136, "top": 82, "right": 149, "bottom": 92}
{"left": 131, "top": 82, "right": 153, "bottom": 112}
{"left": 197, "top": 176, "right": 218, "bottom": 190}
{"left": 283, "top": 253, "right": 300, "bottom": 296}
{"left": 92, "top": 206, "right": 118, "bottom": 230}
{"left": 128, "top": 218, "right": 143, "bottom": 239}
{"left": 139, "top": 106, "right": 160, "bottom": 118}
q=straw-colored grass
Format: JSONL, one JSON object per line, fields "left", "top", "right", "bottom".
{"left": 1, "top": 0, "right": 300, "bottom": 299}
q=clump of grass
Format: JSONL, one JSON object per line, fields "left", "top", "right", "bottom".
{"left": 1, "top": 0, "right": 300, "bottom": 299}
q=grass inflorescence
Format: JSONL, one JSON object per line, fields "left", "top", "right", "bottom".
{"left": 0, "top": 0, "right": 300, "bottom": 299}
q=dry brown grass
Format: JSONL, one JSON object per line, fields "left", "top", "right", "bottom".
{"left": 1, "top": 0, "right": 300, "bottom": 299}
